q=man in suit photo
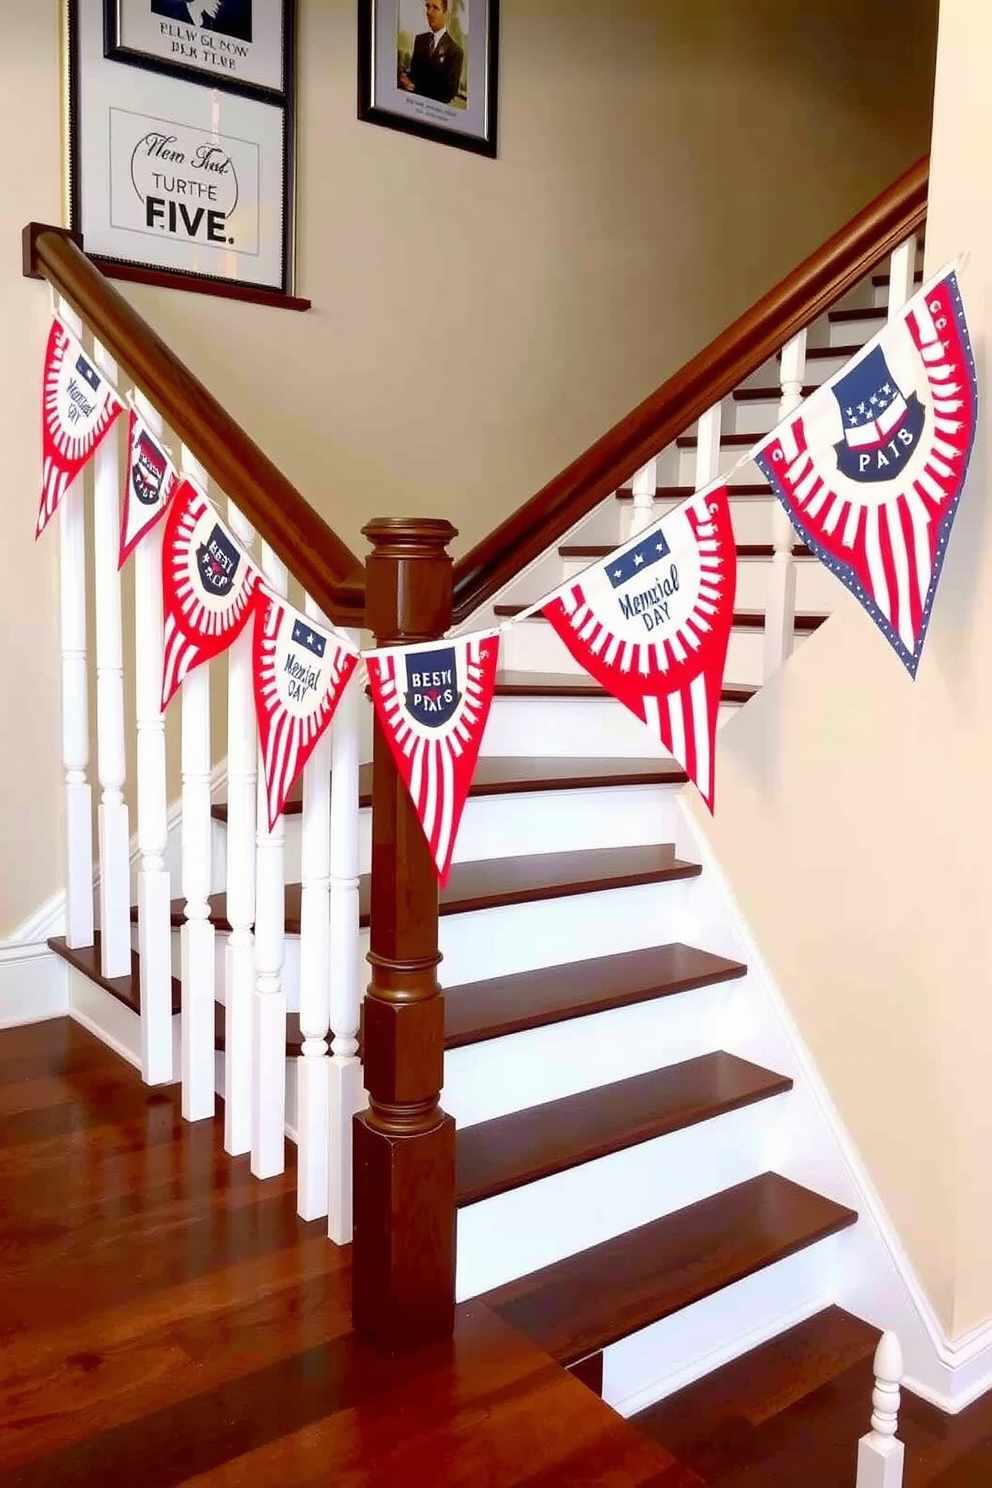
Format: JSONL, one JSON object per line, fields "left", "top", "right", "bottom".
{"left": 150, "top": 0, "right": 253, "bottom": 43}
{"left": 398, "top": 0, "right": 464, "bottom": 106}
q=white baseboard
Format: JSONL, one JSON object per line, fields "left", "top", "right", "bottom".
{"left": 675, "top": 792, "right": 992, "bottom": 1416}
{"left": 0, "top": 941, "right": 69, "bottom": 1027}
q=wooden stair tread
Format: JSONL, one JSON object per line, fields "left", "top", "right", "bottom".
{"left": 481, "top": 1173, "right": 858, "bottom": 1367}
{"left": 828, "top": 304, "right": 887, "bottom": 323}
{"left": 806, "top": 342, "right": 863, "bottom": 360}
{"left": 560, "top": 542, "right": 812, "bottom": 560}
{"left": 617, "top": 484, "right": 772, "bottom": 501}
{"left": 154, "top": 845, "right": 702, "bottom": 934}
{"left": 676, "top": 433, "right": 757, "bottom": 450}
{"left": 733, "top": 384, "right": 820, "bottom": 402}
{"left": 211, "top": 757, "right": 692, "bottom": 821}
{"left": 456, "top": 1053, "right": 791, "bottom": 1206}
{"left": 49, "top": 934, "right": 181, "bottom": 1017}
{"left": 632, "top": 1305, "right": 880, "bottom": 1463}
{"left": 495, "top": 604, "right": 827, "bottom": 632}
{"left": 495, "top": 671, "right": 757, "bottom": 705}
{"left": 445, "top": 942, "right": 746, "bottom": 1049}
{"left": 872, "top": 269, "right": 923, "bottom": 287}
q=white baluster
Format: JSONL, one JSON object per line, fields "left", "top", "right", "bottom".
{"left": 252, "top": 543, "right": 288, "bottom": 1179}
{"left": 133, "top": 391, "right": 173, "bottom": 1086}
{"left": 90, "top": 338, "right": 130, "bottom": 980}
{"left": 296, "top": 593, "right": 333, "bottom": 1221}
{"left": 628, "top": 458, "right": 658, "bottom": 538}
{"left": 886, "top": 236, "right": 917, "bottom": 320}
{"left": 327, "top": 626, "right": 363, "bottom": 1244}
{"left": 856, "top": 1332, "right": 904, "bottom": 1488}
{"left": 694, "top": 402, "right": 723, "bottom": 490}
{"left": 179, "top": 446, "right": 215, "bottom": 1122}
{"left": 223, "top": 503, "right": 257, "bottom": 1156}
{"left": 58, "top": 300, "right": 94, "bottom": 952}
{"left": 764, "top": 330, "right": 807, "bottom": 680}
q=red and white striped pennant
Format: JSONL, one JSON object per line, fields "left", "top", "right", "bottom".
{"left": 38, "top": 317, "right": 124, "bottom": 538}
{"left": 252, "top": 592, "right": 360, "bottom": 830}
{"left": 526, "top": 481, "right": 736, "bottom": 810}
{"left": 161, "top": 480, "right": 259, "bottom": 709}
{"left": 365, "top": 631, "right": 501, "bottom": 885}
{"left": 753, "top": 263, "right": 977, "bottom": 676}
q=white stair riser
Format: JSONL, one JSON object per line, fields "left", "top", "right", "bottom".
{"left": 214, "top": 1049, "right": 301, "bottom": 1143}
{"left": 481, "top": 693, "right": 740, "bottom": 758}
{"left": 455, "top": 1096, "right": 784, "bottom": 1300}
{"left": 730, "top": 397, "right": 781, "bottom": 439}
{"left": 444, "top": 974, "right": 737, "bottom": 1126}
{"left": 802, "top": 351, "right": 858, "bottom": 384}
{"left": 731, "top": 558, "right": 845, "bottom": 614}
{"left": 436, "top": 876, "right": 697, "bottom": 989}
{"left": 606, "top": 1232, "right": 844, "bottom": 1416}
{"left": 154, "top": 874, "right": 697, "bottom": 1009}
{"left": 212, "top": 781, "right": 683, "bottom": 880}
{"left": 500, "top": 617, "right": 811, "bottom": 687}
{"left": 678, "top": 449, "right": 770, "bottom": 486}
{"left": 829, "top": 315, "right": 882, "bottom": 349}
{"left": 67, "top": 965, "right": 180, "bottom": 1077}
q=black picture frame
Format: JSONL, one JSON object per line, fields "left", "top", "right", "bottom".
{"left": 103, "top": 0, "right": 293, "bottom": 103}
{"left": 358, "top": 0, "right": 499, "bottom": 159}
{"left": 66, "top": 0, "right": 306, "bottom": 310}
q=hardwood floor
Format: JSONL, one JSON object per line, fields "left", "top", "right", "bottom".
{"left": 0, "top": 1019, "right": 691, "bottom": 1487}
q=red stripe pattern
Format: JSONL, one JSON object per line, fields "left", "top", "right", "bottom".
{"left": 366, "top": 632, "right": 501, "bottom": 885}
{"left": 754, "top": 269, "right": 977, "bottom": 676}
{"left": 541, "top": 483, "right": 736, "bottom": 810}
{"left": 161, "top": 481, "right": 259, "bottom": 709}
{"left": 38, "top": 318, "right": 124, "bottom": 538}
{"left": 252, "top": 593, "right": 359, "bottom": 830}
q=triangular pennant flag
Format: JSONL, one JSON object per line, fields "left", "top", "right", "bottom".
{"left": 752, "top": 263, "right": 978, "bottom": 677}
{"left": 365, "top": 630, "right": 501, "bottom": 885}
{"left": 38, "top": 317, "right": 124, "bottom": 538}
{"left": 252, "top": 592, "right": 360, "bottom": 830}
{"left": 538, "top": 482, "right": 736, "bottom": 810}
{"left": 161, "top": 480, "right": 259, "bottom": 709}
{"left": 119, "top": 406, "right": 178, "bottom": 567}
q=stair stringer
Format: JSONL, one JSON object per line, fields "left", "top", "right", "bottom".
{"left": 672, "top": 789, "right": 991, "bottom": 1415}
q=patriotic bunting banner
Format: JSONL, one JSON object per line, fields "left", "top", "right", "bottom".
{"left": 252, "top": 593, "right": 360, "bottom": 830}
{"left": 535, "top": 483, "right": 736, "bottom": 810}
{"left": 753, "top": 264, "right": 978, "bottom": 676}
{"left": 38, "top": 317, "right": 124, "bottom": 538}
{"left": 161, "top": 481, "right": 259, "bottom": 709}
{"left": 119, "top": 407, "right": 179, "bottom": 567}
{"left": 365, "top": 631, "right": 501, "bottom": 885}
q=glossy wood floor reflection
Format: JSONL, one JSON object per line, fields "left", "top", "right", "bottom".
{"left": 0, "top": 1019, "right": 693, "bottom": 1487}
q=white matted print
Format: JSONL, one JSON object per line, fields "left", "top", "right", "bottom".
{"left": 359, "top": 0, "right": 499, "bottom": 158}
{"left": 104, "top": 0, "right": 291, "bottom": 99}
{"left": 70, "top": 0, "right": 293, "bottom": 294}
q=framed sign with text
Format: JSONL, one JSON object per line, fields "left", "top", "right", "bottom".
{"left": 66, "top": 0, "right": 302, "bottom": 306}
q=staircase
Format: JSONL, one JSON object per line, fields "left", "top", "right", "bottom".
{"left": 31, "top": 161, "right": 931, "bottom": 1426}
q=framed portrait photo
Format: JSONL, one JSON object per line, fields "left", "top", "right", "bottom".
{"left": 103, "top": 0, "right": 293, "bottom": 101}
{"left": 66, "top": 0, "right": 303, "bottom": 306}
{"left": 358, "top": 0, "right": 499, "bottom": 158}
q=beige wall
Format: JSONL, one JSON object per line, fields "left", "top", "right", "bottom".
{"left": 692, "top": 0, "right": 992, "bottom": 1338}
{"left": 2, "top": 0, "right": 935, "bottom": 933}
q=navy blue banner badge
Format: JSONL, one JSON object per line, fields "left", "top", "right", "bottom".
{"left": 291, "top": 618, "right": 326, "bottom": 659}
{"left": 404, "top": 645, "right": 462, "bottom": 728}
{"left": 132, "top": 430, "right": 169, "bottom": 506}
{"left": 196, "top": 523, "right": 241, "bottom": 596}
{"left": 832, "top": 346, "right": 925, "bottom": 484}
{"left": 607, "top": 528, "right": 672, "bottom": 588}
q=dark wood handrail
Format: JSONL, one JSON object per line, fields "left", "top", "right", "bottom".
{"left": 450, "top": 156, "right": 929, "bottom": 624}
{"left": 23, "top": 224, "right": 365, "bottom": 625}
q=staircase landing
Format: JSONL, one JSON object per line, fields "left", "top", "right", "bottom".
{"left": 0, "top": 1018, "right": 695, "bottom": 1488}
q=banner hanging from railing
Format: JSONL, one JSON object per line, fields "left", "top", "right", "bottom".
{"left": 37, "top": 317, "right": 124, "bottom": 538}
{"left": 119, "top": 405, "right": 178, "bottom": 568}
{"left": 253, "top": 592, "right": 360, "bottom": 830}
{"left": 365, "top": 631, "right": 501, "bottom": 884}
{"left": 752, "top": 263, "right": 977, "bottom": 677}
{"left": 161, "top": 481, "right": 260, "bottom": 708}
{"left": 519, "top": 482, "right": 736, "bottom": 810}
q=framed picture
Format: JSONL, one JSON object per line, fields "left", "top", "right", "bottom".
{"left": 66, "top": 0, "right": 301, "bottom": 305}
{"left": 358, "top": 0, "right": 499, "bottom": 159}
{"left": 103, "top": 0, "right": 293, "bottom": 101}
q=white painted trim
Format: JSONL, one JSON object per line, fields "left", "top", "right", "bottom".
{"left": 0, "top": 941, "right": 69, "bottom": 1027}
{"left": 675, "top": 792, "right": 992, "bottom": 1415}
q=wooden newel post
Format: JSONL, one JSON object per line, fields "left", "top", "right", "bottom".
{"left": 352, "top": 516, "right": 459, "bottom": 1354}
